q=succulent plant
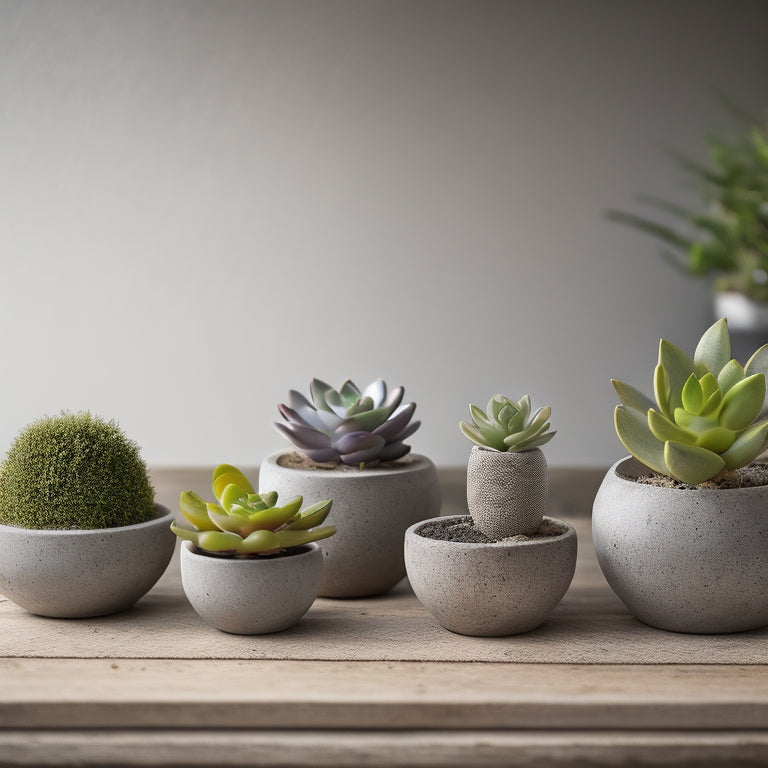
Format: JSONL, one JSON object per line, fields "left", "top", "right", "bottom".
{"left": 171, "top": 464, "right": 336, "bottom": 556}
{"left": 607, "top": 102, "right": 768, "bottom": 303}
{"left": 275, "top": 378, "right": 420, "bottom": 466}
{"left": 460, "top": 394, "right": 556, "bottom": 452}
{"left": 0, "top": 411, "right": 155, "bottom": 529}
{"left": 613, "top": 318, "right": 768, "bottom": 485}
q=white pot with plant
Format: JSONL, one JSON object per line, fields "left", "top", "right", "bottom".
{"left": 593, "top": 318, "right": 768, "bottom": 633}
{"left": 172, "top": 464, "right": 335, "bottom": 634}
{"left": 0, "top": 412, "right": 175, "bottom": 618}
{"left": 405, "top": 394, "right": 577, "bottom": 637}
{"left": 607, "top": 104, "right": 768, "bottom": 331}
{"left": 258, "top": 378, "right": 441, "bottom": 598}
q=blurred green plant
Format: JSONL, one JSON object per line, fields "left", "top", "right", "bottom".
{"left": 171, "top": 464, "right": 335, "bottom": 557}
{"left": 607, "top": 102, "right": 768, "bottom": 303}
{"left": 613, "top": 318, "right": 768, "bottom": 485}
{"left": 460, "top": 394, "right": 555, "bottom": 452}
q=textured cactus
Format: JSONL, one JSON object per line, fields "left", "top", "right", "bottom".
{"left": 275, "top": 378, "right": 420, "bottom": 466}
{"left": 0, "top": 412, "right": 155, "bottom": 529}
{"left": 460, "top": 394, "right": 555, "bottom": 452}
{"left": 171, "top": 464, "right": 335, "bottom": 556}
{"left": 613, "top": 318, "right": 768, "bottom": 485}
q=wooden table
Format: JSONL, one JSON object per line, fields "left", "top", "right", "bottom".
{"left": 1, "top": 467, "right": 767, "bottom": 767}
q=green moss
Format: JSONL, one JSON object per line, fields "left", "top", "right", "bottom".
{"left": 0, "top": 412, "right": 156, "bottom": 529}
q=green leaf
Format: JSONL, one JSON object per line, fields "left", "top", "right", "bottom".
{"left": 460, "top": 421, "right": 500, "bottom": 450}
{"left": 694, "top": 318, "right": 731, "bottom": 376}
{"left": 745, "top": 344, "right": 768, "bottom": 418}
{"left": 516, "top": 394, "right": 532, "bottom": 421}
{"left": 170, "top": 521, "right": 202, "bottom": 544}
{"left": 718, "top": 374, "right": 766, "bottom": 431}
{"left": 274, "top": 526, "right": 337, "bottom": 550}
{"left": 238, "top": 529, "right": 280, "bottom": 554}
{"left": 681, "top": 374, "right": 704, "bottom": 415}
{"left": 259, "top": 491, "right": 278, "bottom": 508}
{"left": 339, "top": 379, "right": 361, "bottom": 407}
{"left": 717, "top": 359, "right": 746, "bottom": 394}
{"left": 179, "top": 491, "right": 216, "bottom": 531}
{"left": 664, "top": 442, "right": 725, "bottom": 485}
{"left": 310, "top": 379, "right": 334, "bottom": 412}
{"left": 694, "top": 427, "right": 735, "bottom": 454}
{"left": 721, "top": 422, "right": 768, "bottom": 470}
{"left": 212, "top": 467, "right": 254, "bottom": 499}
{"left": 219, "top": 483, "right": 249, "bottom": 512}
{"left": 612, "top": 379, "right": 655, "bottom": 413}
{"left": 196, "top": 530, "right": 244, "bottom": 553}
{"left": 658, "top": 339, "right": 696, "bottom": 412}
{"left": 286, "top": 499, "right": 333, "bottom": 530}
{"left": 469, "top": 403, "right": 497, "bottom": 430}
{"left": 614, "top": 405, "right": 667, "bottom": 476}
{"left": 648, "top": 409, "right": 694, "bottom": 445}
{"left": 654, "top": 364, "right": 672, "bottom": 418}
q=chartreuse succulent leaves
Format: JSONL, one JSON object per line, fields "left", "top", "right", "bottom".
{"left": 613, "top": 318, "right": 768, "bottom": 485}
{"left": 171, "top": 464, "right": 335, "bottom": 556}
{"left": 460, "top": 394, "right": 556, "bottom": 452}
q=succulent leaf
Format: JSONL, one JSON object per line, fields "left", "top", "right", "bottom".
{"left": 694, "top": 317, "right": 731, "bottom": 376}
{"left": 275, "top": 379, "right": 419, "bottom": 466}
{"left": 461, "top": 394, "right": 555, "bottom": 452}
{"left": 611, "top": 319, "right": 768, "bottom": 484}
{"left": 171, "top": 465, "right": 335, "bottom": 556}
{"left": 664, "top": 442, "right": 726, "bottom": 486}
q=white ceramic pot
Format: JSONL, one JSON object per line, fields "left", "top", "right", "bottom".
{"left": 466, "top": 446, "right": 547, "bottom": 537}
{"left": 404, "top": 515, "right": 577, "bottom": 636}
{"left": 0, "top": 505, "right": 175, "bottom": 618}
{"left": 593, "top": 457, "right": 768, "bottom": 634}
{"left": 714, "top": 291, "right": 768, "bottom": 332}
{"left": 259, "top": 450, "right": 441, "bottom": 598}
{"left": 180, "top": 541, "right": 323, "bottom": 634}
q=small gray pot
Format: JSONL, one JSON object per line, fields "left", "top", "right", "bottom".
{"left": 259, "top": 450, "right": 441, "bottom": 598}
{"left": 593, "top": 457, "right": 768, "bottom": 634}
{"left": 467, "top": 446, "right": 547, "bottom": 537}
{"left": 404, "top": 515, "right": 577, "bottom": 636}
{"left": 180, "top": 541, "right": 323, "bottom": 634}
{"left": 0, "top": 505, "right": 175, "bottom": 618}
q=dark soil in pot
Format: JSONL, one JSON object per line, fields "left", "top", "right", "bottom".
{"left": 416, "top": 515, "right": 568, "bottom": 544}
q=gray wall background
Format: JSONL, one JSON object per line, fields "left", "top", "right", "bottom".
{"left": 0, "top": 0, "right": 766, "bottom": 467}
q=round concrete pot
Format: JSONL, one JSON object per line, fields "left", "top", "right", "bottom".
{"left": 180, "top": 541, "right": 323, "bottom": 634}
{"left": 593, "top": 457, "right": 768, "bottom": 634}
{"left": 404, "top": 515, "right": 577, "bottom": 636}
{"left": 0, "top": 505, "right": 175, "bottom": 618}
{"left": 467, "top": 446, "right": 547, "bottom": 537}
{"left": 259, "top": 450, "right": 441, "bottom": 598}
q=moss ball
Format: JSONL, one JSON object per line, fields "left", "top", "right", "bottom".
{"left": 0, "top": 412, "right": 156, "bottom": 529}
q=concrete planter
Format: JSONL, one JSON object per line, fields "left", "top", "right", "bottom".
{"left": 467, "top": 446, "right": 547, "bottom": 537}
{"left": 180, "top": 541, "right": 323, "bottom": 634}
{"left": 593, "top": 457, "right": 768, "bottom": 634}
{"left": 259, "top": 450, "right": 441, "bottom": 598}
{"left": 0, "top": 505, "right": 175, "bottom": 618}
{"left": 404, "top": 515, "right": 577, "bottom": 636}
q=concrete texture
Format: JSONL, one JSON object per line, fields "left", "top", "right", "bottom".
{"left": 259, "top": 451, "right": 441, "bottom": 597}
{"left": 0, "top": 504, "right": 175, "bottom": 618}
{"left": 180, "top": 541, "right": 323, "bottom": 635}
{"left": 466, "top": 446, "right": 547, "bottom": 537}
{"left": 405, "top": 514, "right": 577, "bottom": 636}
{"left": 592, "top": 457, "right": 768, "bottom": 633}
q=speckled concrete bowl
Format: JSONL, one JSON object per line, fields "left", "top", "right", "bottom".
{"left": 180, "top": 541, "right": 323, "bottom": 634}
{"left": 593, "top": 457, "right": 768, "bottom": 634}
{"left": 0, "top": 504, "right": 175, "bottom": 618}
{"left": 404, "top": 515, "right": 577, "bottom": 636}
{"left": 259, "top": 450, "right": 441, "bottom": 598}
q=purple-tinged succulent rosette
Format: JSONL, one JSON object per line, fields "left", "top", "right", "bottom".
{"left": 275, "top": 378, "right": 420, "bottom": 467}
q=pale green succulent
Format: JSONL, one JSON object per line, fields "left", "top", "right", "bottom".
{"left": 170, "top": 464, "right": 336, "bottom": 557}
{"left": 613, "top": 318, "right": 768, "bottom": 485}
{"left": 460, "top": 394, "right": 555, "bottom": 452}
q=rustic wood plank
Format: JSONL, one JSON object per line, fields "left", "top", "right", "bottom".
{"left": 2, "top": 730, "right": 768, "bottom": 767}
{"left": 2, "top": 659, "right": 768, "bottom": 730}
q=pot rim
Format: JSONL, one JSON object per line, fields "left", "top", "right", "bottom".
{"left": 181, "top": 539, "right": 320, "bottom": 564}
{"left": 0, "top": 503, "right": 173, "bottom": 536}
{"left": 609, "top": 456, "right": 768, "bottom": 495}
{"left": 261, "top": 449, "right": 435, "bottom": 478}
{"left": 406, "top": 514, "right": 575, "bottom": 549}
